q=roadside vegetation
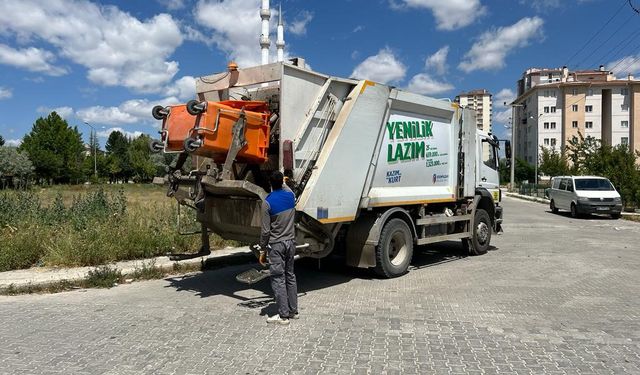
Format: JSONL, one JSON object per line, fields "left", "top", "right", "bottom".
{"left": 0, "top": 185, "right": 235, "bottom": 272}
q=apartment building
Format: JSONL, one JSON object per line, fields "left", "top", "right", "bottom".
{"left": 455, "top": 89, "right": 492, "bottom": 133}
{"left": 512, "top": 66, "right": 638, "bottom": 165}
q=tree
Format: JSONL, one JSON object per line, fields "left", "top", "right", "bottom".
{"left": 515, "top": 158, "right": 535, "bottom": 183}
{"left": 0, "top": 134, "right": 5, "bottom": 146}
{"left": 538, "top": 147, "right": 569, "bottom": 178}
{"left": 565, "top": 132, "right": 601, "bottom": 175}
{"left": 105, "top": 131, "right": 132, "bottom": 182}
{"left": 19, "top": 112, "right": 85, "bottom": 184}
{"left": 0, "top": 147, "right": 35, "bottom": 189}
{"left": 128, "top": 135, "right": 156, "bottom": 182}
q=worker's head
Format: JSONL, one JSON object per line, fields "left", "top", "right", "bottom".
{"left": 270, "top": 171, "right": 284, "bottom": 191}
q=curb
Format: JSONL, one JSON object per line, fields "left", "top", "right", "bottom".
{"left": 0, "top": 246, "right": 253, "bottom": 290}
{"left": 504, "top": 192, "right": 550, "bottom": 204}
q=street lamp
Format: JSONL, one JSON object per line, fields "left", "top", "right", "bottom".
{"left": 83, "top": 121, "right": 97, "bottom": 178}
{"left": 506, "top": 101, "right": 524, "bottom": 191}
{"left": 529, "top": 114, "right": 543, "bottom": 187}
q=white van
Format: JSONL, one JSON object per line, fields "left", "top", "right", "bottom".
{"left": 548, "top": 176, "right": 623, "bottom": 219}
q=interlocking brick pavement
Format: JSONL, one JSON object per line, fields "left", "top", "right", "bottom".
{"left": 1, "top": 197, "right": 639, "bottom": 374}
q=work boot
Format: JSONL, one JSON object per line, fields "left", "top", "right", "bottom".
{"left": 288, "top": 312, "right": 299, "bottom": 320}
{"left": 266, "top": 315, "right": 290, "bottom": 325}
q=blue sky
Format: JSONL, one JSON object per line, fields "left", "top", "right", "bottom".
{"left": 1, "top": 0, "right": 638, "bottom": 147}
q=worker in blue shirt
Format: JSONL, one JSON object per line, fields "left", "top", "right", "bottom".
{"left": 260, "top": 171, "right": 298, "bottom": 325}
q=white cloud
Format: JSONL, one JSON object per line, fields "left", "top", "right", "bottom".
{"left": 0, "top": 0, "right": 183, "bottom": 93}
{"left": 37, "top": 106, "right": 74, "bottom": 119}
{"left": 608, "top": 55, "right": 640, "bottom": 76}
{"left": 6, "top": 139, "right": 22, "bottom": 147}
{"left": 353, "top": 25, "right": 364, "bottom": 33}
{"left": 425, "top": 46, "right": 449, "bottom": 75}
{"left": 351, "top": 48, "right": 407, "bottom": 84}
{"left": 521, "top": 0, "right": 561, "bottom": 11}
{"left": 0, "top": 86, "right": 12, "bottom": 100}
{"left": 288, "top": 11, "right": 314, "bottom": 36}
{"left": 157, "top": 0, "right": 186, "bottom": 10}
{"left": 494, "top": 88, "right": 516, "bottom": 108}
{"left": 76, "top": 96, "right": 181, "bottom": 126}
{"left": 0, "top": 44, "right": 68, "bottom": 76}
{"left": 195, "top": 0, "right": 264, "bottom": 67}
{"left": 459, "top": 17, "right": 544, "bottom": 73}
{"left": 406, "top": 73, "right": 454, "bottom": 95}
{"left": 164, "top": 76, "right": 196, "bottom": 101}
{"left": 97, "top": 127, "right": 144, "bottom": 139}
{"left": 392, "top": 0, "right": 486, "bottom": 30}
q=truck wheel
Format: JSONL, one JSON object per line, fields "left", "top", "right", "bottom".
{"left": 611, "top": 213, "right": 621, "bottom": 219}
{"left": 550, "top": 199, "right": 558, "bottom": 214}
{"left": 463, "top": 209, "right": 491, "bottom": 256}
{"left": 374, "top": 218, "right": 413, "bottom": 278}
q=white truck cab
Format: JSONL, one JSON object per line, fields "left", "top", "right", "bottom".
{"left": 548, "top": 176, "right": 622, "bottom": 219}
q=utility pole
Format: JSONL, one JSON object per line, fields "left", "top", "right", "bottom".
{"left": 83, "top": 121, "right": 97, "bottom": 179}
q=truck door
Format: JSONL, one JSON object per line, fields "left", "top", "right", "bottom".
{"left": 478, "top": 135, "right": 500, "bottom": 202}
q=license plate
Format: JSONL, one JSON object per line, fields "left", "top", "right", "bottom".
{"left": 596, "top": 207, "right": 608, "bottom": 211}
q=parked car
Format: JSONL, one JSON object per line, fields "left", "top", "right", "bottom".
{"left": 548, "top": 176, "right": 622, "bottom": 219}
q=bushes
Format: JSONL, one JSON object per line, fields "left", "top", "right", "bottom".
{"left": 0, "top": 186, "right": 233, "bottom": 272}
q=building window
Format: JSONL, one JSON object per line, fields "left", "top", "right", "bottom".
{"left": 585, "top": 121, "right": 593, "bottom": 129}
{"left": 551, "top": 122, "right": 557, "bottom": 129}
{"left": 543, "top": 90, "right": 549, "bottom": 97}
{"left": 622, "top": 120, "right": 629, "bottom": 128}
{"left": 544, "top": 138, "right": 550, "bottom": 146}
{"left": 551, "top": 138, "right": 557, "bottom": 147}
{"left": 544, "top": 122, "right": 549, "bottom": 129}
{"left": 585, "top": 105, "right": 593, "bottom": 112}
{"left": 621, "top": 104, "right": 629, "bottom": 112}
{"left": 587, "top": 89, "right": 594, "bottom": 96}
{"left": 572, "top": 121, "right": 578, "bottom": 128}
{"left": 572, "top": 104, "right": 578, "bottom": 112}
{"left": 572, "top": 88, "right": 578, "bottom": 95}
{"left": 550, "top": 106, "right": 556, "bottom": 113}
{"left": 551, "top": 90, "right": 557, "bottom": 97}
{"left": 622, "top": 88, "right": 629, "bottom": 95}
{"left": 544, "top": 106, "right": 549, "bottom": 113}
{"left": 621, "top": 137, "right": 629, "bottom": 146}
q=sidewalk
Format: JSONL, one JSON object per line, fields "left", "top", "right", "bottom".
{"left": 0, "top": 246, "right": 252, "bottom": 289}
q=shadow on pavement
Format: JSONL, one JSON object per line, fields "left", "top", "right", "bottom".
{"left": 546, "top": 210, "right": 619, "bottom": 220}
{"left": 165, "top": 241, "right": 491, "bottom": 314}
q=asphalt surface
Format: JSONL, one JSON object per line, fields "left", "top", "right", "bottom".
{"left": 1, "top": 197, "right": 639, "bottom": 374}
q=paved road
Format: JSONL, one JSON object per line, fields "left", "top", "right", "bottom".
{"left": 1, "top": 197, "right": 639, "bottom": 374}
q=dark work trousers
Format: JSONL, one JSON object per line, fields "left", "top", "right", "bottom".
{"left": 268, "top": 239, "right": 298, "bottom": 318}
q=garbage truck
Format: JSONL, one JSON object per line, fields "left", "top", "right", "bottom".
{"left": 150, "top": 60, "right": 508, "bottom": 278}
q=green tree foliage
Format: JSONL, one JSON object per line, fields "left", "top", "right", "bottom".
{"left": 538, "top": 147, "right": 569, "bottom": 178}
{"left": 128, "top": 135, "right": 156, "bottom": 182}
{"left": 105, "top": 131, "right": 132, "bottom": 183}
{"left": 515, "top": 157, "right": 535, "bottom": 183}
{"left": 0, "top": 134, "right": 5, "bottom": 146}
{"left": 0, "top": 147, "right": 35, "bottom": 189}
{"left": 19, "top": 112, "right": 85, "bottom": 184}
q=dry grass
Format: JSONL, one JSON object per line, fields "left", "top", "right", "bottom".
{"left": 0, "top": 184, "right": 236, "bottom": 271}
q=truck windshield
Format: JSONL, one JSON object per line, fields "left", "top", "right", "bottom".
{"left": 574, "top": 178, "right": 614, "bottom": 191}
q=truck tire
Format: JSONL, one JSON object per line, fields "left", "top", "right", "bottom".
{"left": 462, "top": 209, "right": 491, "bottom": 256}
{"left": 374, "top": 218, "right": 413, "bottom": 278}
{"left": 550, "top": 199, "right": 558, "bottom": 214}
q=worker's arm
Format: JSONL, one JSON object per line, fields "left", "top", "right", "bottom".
{"left": 260, "top": 200, "right": 271, "bottom": 250}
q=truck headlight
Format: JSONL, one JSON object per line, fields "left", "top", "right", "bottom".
{"left": 614, "top": 197, "right": 622, "bottom": 203}
{"left": 577, "top": 196, "right": 589, "bottom": 202}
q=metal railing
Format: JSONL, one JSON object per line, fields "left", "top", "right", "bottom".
{"left": 518, "top": 183, "right": 549, "bottom": 199}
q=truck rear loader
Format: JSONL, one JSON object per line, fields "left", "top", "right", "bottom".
{"left": 151, "top": 60, "right": 507, "bottom": 278}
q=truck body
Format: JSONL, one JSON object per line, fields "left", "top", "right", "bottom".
{"left": 152, "top": 61, "right": 505, "bottom": 277}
